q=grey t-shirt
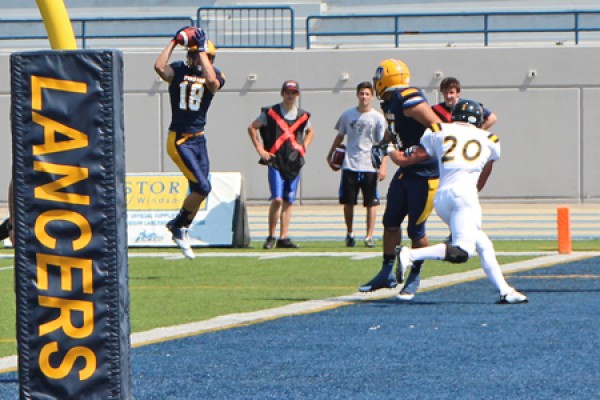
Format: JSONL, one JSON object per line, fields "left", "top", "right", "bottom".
{"left": 334, "top": 107, "right": 386, "bottom": 172}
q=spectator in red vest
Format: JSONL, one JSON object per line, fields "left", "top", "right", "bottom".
{"left": 247, "top": 80, "right": 315, "bottom": 249}
{"left": 433, "top": 77, "right": 497, "bottom": 130}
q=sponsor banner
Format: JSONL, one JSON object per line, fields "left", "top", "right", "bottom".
{"left": 11, "top": 50, "right": 130, "bottom": 399}
{"left": 127, "top": 172, "right": 243, "bottom": 247}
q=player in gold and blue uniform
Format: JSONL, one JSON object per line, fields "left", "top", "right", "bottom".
{"left": 155, "top": 27, "right": 226, "bottom": 259}
{"left": 359, "top": 59, "right": 441, "bottom": 300}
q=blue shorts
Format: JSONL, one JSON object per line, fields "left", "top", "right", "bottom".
{"left": 167, "top": 131, "right": 211, "bottom": 196}
{"left": 268, "top": 165, "right": 300, "bottom": 203}
{"left": 382, "top": 169, "right": 438, "bottom": 240}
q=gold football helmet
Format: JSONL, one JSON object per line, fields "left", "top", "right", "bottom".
{"left": 373, "top": 59, "right": 411, "bottom": 99}
{"left": 206, "top": 40, "right": 217, "bottom": 60}
{"left": 188, "top": 39, "right": 217, "bottom": 63}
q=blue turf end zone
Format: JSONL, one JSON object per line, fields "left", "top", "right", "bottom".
{"left": 1, "top": 256, "right": 599, "bottom": 399}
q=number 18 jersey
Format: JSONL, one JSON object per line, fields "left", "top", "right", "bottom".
{"left": 168, "top": 60, "right": 226, "bottom": 133}
{"left": 420, "top": 122, "right": 501, "bottom": 190}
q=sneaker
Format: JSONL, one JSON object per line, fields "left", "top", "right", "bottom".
{"left": 395, "top": 246, "right": 413, "bottom": 284}
{"left": 276, "top": 237, "right": 299, "bottom": 249}
{"left": 167, "top": 222, "right": 195, "bottom": 260}
{"left": 345, "top": 234, "right": 356, "bottom": 247}
{"left": 499, "top": 289, "right": 528, "bottom": 304}
{"left": 263, "top": 236, "right": 276, "bottom": 250}
{"left": 364, "top": 237, "right": 375, "bottom": 248}
{"left": 396, "top": 291, "right": 416, "bottom": 301}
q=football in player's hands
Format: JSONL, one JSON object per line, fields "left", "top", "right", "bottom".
{"left": 175, "top": 27, "right": 201, "bottom": 47}
{"left": 330, "top": 144, "right": 346, "bottom": 170}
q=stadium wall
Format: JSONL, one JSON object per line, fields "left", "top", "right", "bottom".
{"left": 1, "top": 45, "right": 599, "bottom": 204}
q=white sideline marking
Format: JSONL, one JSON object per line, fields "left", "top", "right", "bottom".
{"left": 0, "top": 356, "right": 16, "bottom": 373}
{"left": 1, "top": 251, "right": 598, "bottom": 373}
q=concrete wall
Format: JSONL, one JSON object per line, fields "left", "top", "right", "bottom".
{"left": 2, "top": 45, "right": 600, "bottom": 205}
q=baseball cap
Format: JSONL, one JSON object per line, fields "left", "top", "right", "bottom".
{"left": 281, "top": 80, "right": 300, "bottom": 94}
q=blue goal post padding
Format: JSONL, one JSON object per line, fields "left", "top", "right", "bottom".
{"left": 11, "top": 50, "right": 130, "bottom": 399}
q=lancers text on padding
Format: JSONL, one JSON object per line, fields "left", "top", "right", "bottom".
{"left": 29, "top": 75, "right": 97, "bottom": 382}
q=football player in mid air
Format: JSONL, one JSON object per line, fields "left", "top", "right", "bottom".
{"left": 358, "top": 59, "right": 442, "bottom": 299}
{"left": 154, "top": 27, "right": 226, "bottom": 259}
{"left": 394, "top": 99, "right": 527, "bottom": 304}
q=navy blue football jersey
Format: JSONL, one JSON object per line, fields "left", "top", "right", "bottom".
{"left": 168, "top": 60, "right": 225, "bottom": 133}
{"left": 381, "top": 87, "right": 438, "bottom": 178}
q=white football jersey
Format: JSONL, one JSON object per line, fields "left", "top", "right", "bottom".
{"left": 420, "top": 122, "right": 500, "bottom": 190}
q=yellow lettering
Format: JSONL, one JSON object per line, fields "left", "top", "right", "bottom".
{"left": 32, "top": 112, "right": 89, "bottom": 155}
{"left": 35, "top": 210, "right": 92, "bottom": 251}
{"left": 39, "top": 341, "right": 96, "bottom": 380}
{"left": 31, "top": 76, "right": 87, "bottom": 111}
{"left": 33, "top": 161, "right": 90, "bottom": 205}
{"left": 38, "top": 296, "right": 94, "bottom": 339}
{"left": 37, "top": 254, "right": 93, "bottom": 294}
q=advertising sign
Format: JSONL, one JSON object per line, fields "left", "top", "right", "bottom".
{"left": 127, "top": 172, "right": 244, "bottom": 247}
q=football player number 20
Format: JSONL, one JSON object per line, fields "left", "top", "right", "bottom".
{"left": 179, "top": 81, "right": 204, "bottom": 111}
{"left": 442, "top": 136, "right": 482, "bottom": 163}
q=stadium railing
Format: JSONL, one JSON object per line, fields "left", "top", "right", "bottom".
{"left": 305, "top": 10, "right": 600, "bottom": 49}
{"left": 0, "top": 16, "right": 194, "bottom": 49}
{"left": 197, "top": 6, "right": 296, "bottom": 49}
{"left": 1, "top": 10, "right": 600, "bottom": 50}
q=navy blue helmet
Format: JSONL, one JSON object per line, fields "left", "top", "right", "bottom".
{"left": 451, "top": 99, "right": 484, "bottom": 127}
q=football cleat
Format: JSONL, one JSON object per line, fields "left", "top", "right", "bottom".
{"left": 396, "top": 291, "right": 415, "bottom": 301}
{"left": 358, "top": 269, "right": 397, "bottom": 292}
{"left": 498, "top": 289, "right": 528, "bottom": 304}
{"left": 167, "top": 222, "right": 195, "bottom": 260}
